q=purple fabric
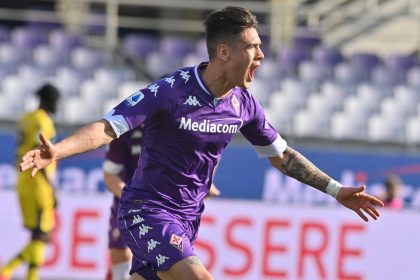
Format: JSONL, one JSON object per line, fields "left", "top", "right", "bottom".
{"left": 108, "top": 197, "right": 126, "bottom": 249}
{"left": 105, "top": 63, "right": 278, "bottom": 221}
{"left": 119, "top": 205, "right": 200, "bottom": 273}
{"left": 105, "top": 128, "right": 144, "bottom": 249}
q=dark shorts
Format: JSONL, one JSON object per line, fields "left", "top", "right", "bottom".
{"left": 118, "top": 203, "right": 200, "bottom": 274}
{"left": 108, "top": 197, "right": 127, "bottom": 249}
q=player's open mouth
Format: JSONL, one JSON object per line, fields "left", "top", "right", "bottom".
{"left": 248, "top": 66, "right": 257, "bottom": 81}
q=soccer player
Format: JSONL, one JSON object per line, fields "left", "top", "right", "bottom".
{"left": 103, "top": 127, "right": 220, "bottom": 280}
{"left": 0, "top": 84, "right": 60, "bottom": 280}
{"left": 20, "top": 7, "right": 384, "bottom": 280}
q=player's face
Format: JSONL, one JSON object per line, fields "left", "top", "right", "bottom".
{"left": 226, "top": 28, "right": 264, "bottom": 89}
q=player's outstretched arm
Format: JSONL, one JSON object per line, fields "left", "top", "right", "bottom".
{"left": 20, "top": 119, "right": 116, "bottom": 177}
{"left": 268, "top": 146, "right": 384, "bottom": 221}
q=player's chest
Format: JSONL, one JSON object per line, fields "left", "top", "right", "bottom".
{"left": 164, "top": 93, "right": 245, "bottom": 144}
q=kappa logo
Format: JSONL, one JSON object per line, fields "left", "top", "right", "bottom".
{"left": 132, "top": 215, "right": 144, "bottom": 225}
{"left": 148, "top": 83, "right": 160, "bottom": 97}
{"left": 126, "top": 91, "right": 144, "bottom": 106}
{"left": 139, "top": 224, "right": 153, "bottom": 237}
{"left": 184, "top": 95, "right": 201, "bottom": 106}
{"left": 164, "top": 76, "right": 175, "bottom": 88}
{"left": 169, "top": 234, "right": 183, "bottom": 252}
{"left": 178, "top": 70, "right": 190, "bottom": 83}
{"left": 147, "top": 239, "right": 161, "bottom": 253}
{"left": 156, "top": 254, "right": 169, "bottom": 267}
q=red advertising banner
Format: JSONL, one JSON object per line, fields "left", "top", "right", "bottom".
{"left": 1, "top": 191, "right": 419, "bottom": 280}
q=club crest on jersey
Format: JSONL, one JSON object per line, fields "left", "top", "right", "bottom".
{"left": 126, "top": 91, "right": 144, "bottom": 106}
{"left": 169, "top": 234, "right": 183, "bottom": 252}
{"left": 231, "top": 95, "right": 240, "bottom": 116}
{"left": 184, "top": 95, "right": 201, "bottom": 107}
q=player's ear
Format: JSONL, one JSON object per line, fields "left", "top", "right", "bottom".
{"left": 216, "top": 43, "right": 229, "bottom": 61}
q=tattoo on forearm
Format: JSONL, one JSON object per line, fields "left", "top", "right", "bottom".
{"left": 280, "top": 147, "right": 330, "bottom": 192}
{"left": 184, "top": 256, "right": 204, "bottom": 268}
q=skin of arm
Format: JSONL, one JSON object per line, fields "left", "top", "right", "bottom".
{"left": 104, "top": 171, "right": 125, "bottom": 199}
{"left": 269, "top": 146, "right": 384, "bottom": 222}
{"left": 269, "top": 146, "right": 330, "bottom": 193}
{"left": 55, "top": 120, "right": 116, "bottom": 160}
{"left": 20, "top": 119, "right": 116, "bottom": 176}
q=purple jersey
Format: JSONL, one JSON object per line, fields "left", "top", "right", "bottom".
{"left": 103, "top": 128, "right": 143, "bottom": 183}
{"left": 103, "top": 128, "right": 144, "bottom": 249}
{"left": 104, "top": 63, "right": 287, "bottom": 220}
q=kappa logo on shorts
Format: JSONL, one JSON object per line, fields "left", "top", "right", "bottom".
{"left": 169, "top": 234, "right": 183, "bottom": 252}
{"left": 156, "top": 254, "right": 169, "bottom": 267}
{"left": 132, "top": 215, "right": 144, "bottom": 225}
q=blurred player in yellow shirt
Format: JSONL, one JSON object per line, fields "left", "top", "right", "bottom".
{"left": 0, "top": 84, "right": 60, "bottom": 280}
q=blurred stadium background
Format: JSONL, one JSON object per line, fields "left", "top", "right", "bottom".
{"left": 0, "top": 0, "right": 420, "bottom": 279}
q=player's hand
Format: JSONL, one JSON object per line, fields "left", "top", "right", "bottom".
{"left": 336, "top": 185, "right": 384, "bottom": 222}
{"left": 20, "top": 133, "right": 57, "bottom": 177}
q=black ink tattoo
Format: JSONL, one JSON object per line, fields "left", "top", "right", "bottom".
{"left": 280, "top": 147, "right": 330, "bottom": 193}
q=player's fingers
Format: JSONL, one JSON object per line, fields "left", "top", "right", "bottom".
{"left": 367, "top": 195, "right": 385, "bottom": 207}
{"left": 31, "top": 167, "right": 38, "bottom": 177}
{"left": 39, "top": 133, "right": 48, "bottom": 145}
{"left": 20, "top": 159, "right": 34, "bottom": 171}
{"left": 22, "top": 150, "right": 36, "bottom": 161}
{"left": 361, "top": 192, "right": 384, "bottom": 207}
{"left": 364, "top": 201, "right": 380, "bottom": 218}
{"left": 362, "top": 204, "right": 378, "bottom": 220}
{"left": 349, "top": 185, "right": 366, "bottom": 196}
{"left": 355, "top": 209, "right": 368, "bottom": 222}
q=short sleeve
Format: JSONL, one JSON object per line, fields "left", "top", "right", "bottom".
{"left": 103, "top": 81, "right": 166, "bottom": 137}
{"left": 240, "top": 94, "right": 287, "bottom": 158}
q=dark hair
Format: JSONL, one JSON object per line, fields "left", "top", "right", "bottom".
{"left": 384, "top": 175, "right": 402, "bottom": 189}
{"left": 36, "top": 83, "right": 60, "bottom": 113}
{"left": 204, "top": 6, "right": 258, "bottom": 60}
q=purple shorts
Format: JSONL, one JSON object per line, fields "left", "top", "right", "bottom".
{"left": 118, "top": 202, "right": 200, "bottom": 274}
{"left": 108, "top": 197, "right": 127, "bottom": 249}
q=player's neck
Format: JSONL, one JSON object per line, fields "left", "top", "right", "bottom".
{"left": 201, "top": 62, "right": 234, "bottom": 99}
